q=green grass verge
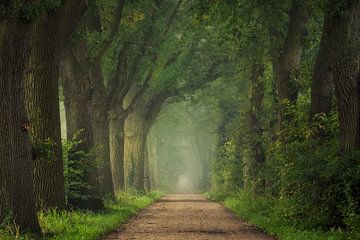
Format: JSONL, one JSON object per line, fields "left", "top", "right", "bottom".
{"left": 208, "top": 191, "right": 348, "bottom": 240}
{"left": 0, "top": 191, "right": 162, "bottom": 240}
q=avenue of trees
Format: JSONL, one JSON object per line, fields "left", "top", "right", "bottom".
{"left": 0, "top": 0, "right": 225, "bottom": 234}
{"left": 1, "top": 0, "right": 360, "bottom": 238}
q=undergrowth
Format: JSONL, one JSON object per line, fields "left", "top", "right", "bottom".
{"left": 0, "top": 190, "right": 162, "bottom": 240}
{"left": 208, "top": 190, "right": 349, "bottom": 240}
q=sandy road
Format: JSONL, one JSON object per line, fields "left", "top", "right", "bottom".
{"left": 104, "top": 194, "right": 273, "bottom": 240}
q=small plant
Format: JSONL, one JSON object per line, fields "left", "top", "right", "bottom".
{"left": 62, "top": 131, "right": 101, "bottom": 209}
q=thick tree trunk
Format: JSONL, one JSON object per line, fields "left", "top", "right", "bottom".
{"left": 124, "top": 91, "right": 169, "bottom": 191}
{"left": 146, "top": 132, "right": 159, "bottom": 189}
{"left": 24, "top": 0, "right": 87, "bottom": 210}
{"left": 310, "top": 19, "right": 333, "bottom": 119}
{"left": 61, "top": 49, "right": 93, "bottom": 149}
{"left": 60, "top": 48, "right": 104, "bottom": 210}
{"left": 327, "top": 1, "right": 360, "bottom": 151}
{"left": 109, "top": 106, "right": 126, "bottom": 192}
{"left": 0, "top": 17, "right": 40, "bottom": 233}
{"left": 274, "top": 0, "right": 308, "bottom": 124}
{"left": 124, "top": 109, "right": 148, "bottom": 191}
{"left": 248, "top": 64, "right": 266, "bottom": 194}
{"left": 90, "top": 61, "right": 115, "bottom": 197}
{"left": 25, "top": 23, "right": 66, "bottom": 210}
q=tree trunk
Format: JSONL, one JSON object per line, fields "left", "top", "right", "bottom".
{"left": 90, "top": 61, "right": 115, "bottom": 197}
{"left": 144, "top": 146, "right": 152, "bottom": 192}
{"left": 60, "top": 48, "right": 104, "bottom": 210}
{"left": 124, "top": 91, "right": 169, "bottom": 191}
{"left": 124, "top": 109, "right": 148, "bottom": 191}
{"left": 24, "top": 0, "right": 87, "bottom": 210}
{"left": 0, "top": 17, "right": 40, "bottom": 233}
{"left": 310, "top": 18, "right": 333, "bottom": 120}
{"left": 109, "top": 106, "right": 126, "bottom": 193}
{"left": 327, "top": 1, "right": 360, "bottom": 151}
{"left": 274, "top": 0, "right": 308, "bottom": 124}
{"left": 61, "top": 48, "right": 94, "bottom": 149}
{"left": 25, "top": 22, "right": 66, "bottom": 210}
{"left": 248, "top": 63, "right": 266, "bottom": 194}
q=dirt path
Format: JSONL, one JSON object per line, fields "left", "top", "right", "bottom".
{"left": 104, "top": 194, "right": 273, "bottom": 240}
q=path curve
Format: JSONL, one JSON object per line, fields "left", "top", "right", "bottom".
{"left": 104, "top": 194, "right": 273, "bottom": 240}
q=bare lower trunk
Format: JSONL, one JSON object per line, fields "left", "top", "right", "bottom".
{"left": 124, "top": 109, "right": 147, "bottom": 191}
{"left": 91, "top": 62, "right": 115, "bottom": 197}
{"left": 310, "top": 19, "right": 333, "bottom": 120}
{"left": 61, "top": 49, "right": 93, "bottom": 147}
{"left": 109, "top": 107, "right": 126, "bottom": 192}
{"left": 25, "top": 24, "right": 65, "bottom": 210}
{"left": 0, "top": 17, "right": 40, "bottom": 233}
{"left": 327, "top": 2, "right": 360, "bottom": 151}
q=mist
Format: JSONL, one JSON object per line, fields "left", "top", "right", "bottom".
{"left": 145, "top": 100, "right": 217, "bottom": 193}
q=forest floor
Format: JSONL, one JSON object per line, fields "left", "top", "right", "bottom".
{"left": 103, "top": 193, "right": 273, "bottom": 240}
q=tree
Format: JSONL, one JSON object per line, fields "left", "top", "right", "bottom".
{"left": 24, "top": 0, "right": 87, "bottom": 210}
{"left": 0, "top": 2, "right": 40, "bottom": 233}
{"left": 327, "top": 1, "right": 360, "bottom": 151}
{"left": 309, "top": 17, "right": 333, "bottom": 120}
{"left": 269, "top": 0, "right": 308, "bottom": 126}
{"left": 60, "top": 0, "right": 125, "bottom": 205}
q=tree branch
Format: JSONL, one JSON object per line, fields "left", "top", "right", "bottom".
{"left": 125, "top": 51, "right": 180, "bottom": 116}
{"left": 108, "top": 43, "right": 129, "bottom": 108}
{"left": 95, "top": 0, "right": 126, "bottom": 60}
{"left": 145, "top": 91, "right": 171, "bottom": 124}
{"left": 128, "top": 0, "right": 183, "bottom": 85}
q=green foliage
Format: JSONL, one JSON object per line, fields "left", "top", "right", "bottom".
{"left": 211, "top": 98, "right": 360, "bottom": 237}
{"left": 264, "top": 102, "right": 360, "bottom": 234}
{"left": 32, "top": 138, "right": 57, "bottom": 164}
{"left": 215, "top": 190, "right": 348, "bottom": 240}
{"left": 0, "top": 191, "right": 162, "bottom": 240}
{"left": 62, "top": 133, "right": 99, "bottom": 204}
{"left": 18, "top": 0, "right": 61, "bottom": 20}
{"left": 201, "top": 0, "right": 360, "bottom": 236}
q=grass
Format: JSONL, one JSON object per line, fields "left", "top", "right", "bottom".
{"left": 208, "top": 191, "right": 348, "bottom": 240}
{"left": 0, "top": 191, "right": 162, "bottom": 240}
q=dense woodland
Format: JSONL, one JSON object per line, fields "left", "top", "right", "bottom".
{"left": 1, "top": 0, "right": 360, "bottom": 239}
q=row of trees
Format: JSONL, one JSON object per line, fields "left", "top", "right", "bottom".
{"left": 3, "top": 0, "right": 359, "bottom": 236}
{"left": 203, "top": 0, "right": 360, "bottom": 234}
{"left": 0, "top": 0, "right": 227, "bottom": 234}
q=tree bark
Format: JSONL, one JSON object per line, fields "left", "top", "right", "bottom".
{"left": 310, "top": 18, "right": 333, "bottom": 119}
{"left": 273, "top": 0, "right": 308, "bottom": 124}
{"left": 327, "top": 1, "right": 360, "bottom": 151}
{"left": 61, "top": 48, "right": 94, "bottom": 151}
{"left": 24, "top": 1, "right": 87, "bottom": 210}
{"left": 0, "top": 15, "right": 40, "bottom": 233}
{"left": 124, "top": 91, "right": 169, "bottom": 190}
{"left": 25, "top": 22, "right": 66, "bottom": 210}
{"left": 90, "top": 61, "right": 115, "bottom": 197}
{"left": 109, "top": 106, "right": 126, "bottom": 192}
{"left": 248, "top": 63, "right": 266, "bottom": 194}
{"left": 144, "top": 145, "right": 152, "bottom": 192}
{"left": 124, "top": 108, "right": 148, "bottom": 191}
